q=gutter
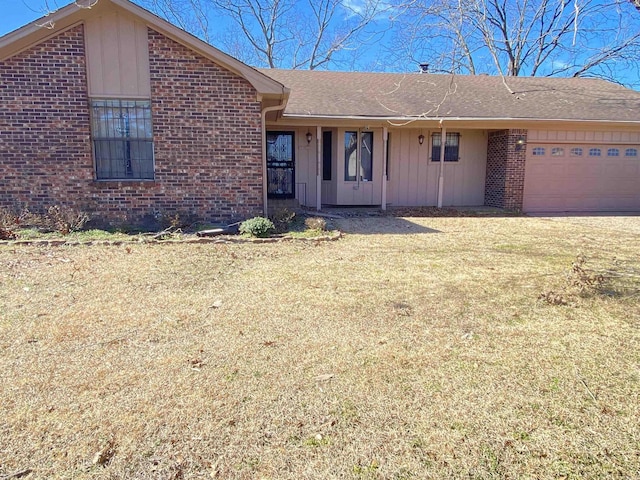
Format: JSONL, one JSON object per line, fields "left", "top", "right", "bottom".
{"left": 277, "top": 114, "right": 640, "bottom": 125}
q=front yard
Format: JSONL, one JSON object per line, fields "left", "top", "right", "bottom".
{"left": 0, "top": 215, "right": 638, "bottom": 479}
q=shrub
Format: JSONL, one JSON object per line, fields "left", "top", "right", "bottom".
{"left": 304, "top": 217, "right": 327, "bottom": 232}
{"left": 270, "top": 208, "right": 296, "bottom": 233}
{"left": 46, "top": 205, "right": 89, "bottom": 235}
{"left": 239, "top": 217, "right": 275, "bottom": 238}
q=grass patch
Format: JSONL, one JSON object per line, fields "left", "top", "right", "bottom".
{"left": 0, "top": 215, "right": 639, "bottom": 478}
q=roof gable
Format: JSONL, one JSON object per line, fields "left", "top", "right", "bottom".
{"left": 0, "top": 0, "right": 287, "bottom": 96}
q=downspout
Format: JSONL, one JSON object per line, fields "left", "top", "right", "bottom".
{"left": 261, "top": 94, "right": 288, "bottom": 217}
{"left": 437, "top": 120, "right": 446, "bottom": 208}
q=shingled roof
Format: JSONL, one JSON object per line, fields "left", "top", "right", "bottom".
{"left": 260, "top": 69, "right": 640, "bottom": 123}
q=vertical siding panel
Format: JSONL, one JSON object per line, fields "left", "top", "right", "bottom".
{"left": 417, "top": 133, "right": 429, "bottom": 204}
{"left": 102, "top": 14, "right": 121, "bottom": 93}
{"left": 85, "top": 12, "right": 151, "bottom": 97}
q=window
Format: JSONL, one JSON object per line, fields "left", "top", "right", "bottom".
{"left": 589, "top": 148, "right": 602, "bottom": 157}
{"left": 532, "top": 147, "right": 545, "bottom": 156}
{"left": 431, "top": 132, "right": 460, "bottom": 162}
{"left": 385, "top": 132, "right": 391, "bottom": 180}
{"left": 551, "top": 147, "right": 564, "bottom": 156}
{"left": 625, "top": 148, "right": 638, "bottom": 157}
{"left": 91, "top": 99, "right": 154, "bottom": 180}
{"left": 344, "top": 131, "right": 373, "bottom": 182}
{"left": 570, "top": 147, "right": 583, "bottom": 156}
{"left": 607, "top": 148, "right": 620, "bottom": 157}
{"left": 322, "top": 131, "right": 332, "bottom": 181}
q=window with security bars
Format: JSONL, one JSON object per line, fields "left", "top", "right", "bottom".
{"left": 91, "top": 99, "right": 154, "bottom": 180}
{"left": 431, "top": 132, "right": 460, "bottom": 162}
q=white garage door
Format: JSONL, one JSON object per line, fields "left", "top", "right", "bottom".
{"left": 523, "top": 144, "right": 640, "bottom": 212}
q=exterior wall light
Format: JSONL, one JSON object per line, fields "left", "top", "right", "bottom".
{"left": 418, "top": 134, "right": 425, "bottom": 145}
{"left": 515, "top": 136, "right": 526, "bottom": 151}
{"left": 306, "top": 131, "right": 313, "bottom": 144}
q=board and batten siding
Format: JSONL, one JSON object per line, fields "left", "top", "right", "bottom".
{"left": 287, "top": 127, "right": 318, "bottom": 208}
{"left": 84, "top": 10, "right": 151, "bottom": 97}
{"left": 386, "top": 129, "right": 487, "bottom": 206}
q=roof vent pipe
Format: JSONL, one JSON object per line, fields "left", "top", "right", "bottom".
{"left": 419, "top": 63, "right": 429, "bottom": 73}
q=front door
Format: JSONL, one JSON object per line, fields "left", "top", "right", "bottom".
{"left": 266, "top": 131, "right": 295, "bottom": 198}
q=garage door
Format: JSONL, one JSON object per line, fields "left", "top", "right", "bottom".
{"left": 523, "top": 144, "right": 640, "bottom": 212}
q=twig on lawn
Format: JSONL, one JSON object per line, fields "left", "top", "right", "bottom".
{"left": 578, "top": 374, "right": 598, "bottom": 402}
{"left": 0, "top": 469, "right": 33, "bottom": 479}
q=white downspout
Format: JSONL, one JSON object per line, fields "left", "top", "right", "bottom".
{"left": 381, "top": 126, "right": 388, "bottom": 210}
{"left": 316, "top": 125, "right": 322, "bottom": 211}
{"left": 261, "top": 95, "right": 288, "bottom": 217}
{"left": 437, "top": 120, "right": 446, "bottom": 208}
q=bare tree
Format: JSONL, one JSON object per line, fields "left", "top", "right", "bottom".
{"left": 139, "top": 0, "right": 394, "bottom": 69}
{"left": 395, "top": 0, "right": 640, "bottom": 85}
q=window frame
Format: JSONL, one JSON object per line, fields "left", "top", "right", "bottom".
{"left": 570, "top": 147, "right": 583, "bottom": 157}
{"left": 431, "top": 132, "right": 460, "bottom": 162}
{"left": 589, "top": 148, "right": 602, "bottom": 157}
{"left": 322, "top": 131, "right": 332, "bottom": 181}
{"left": 532, "top": 147, "right": 545, "bottom": 156}
{"left": 91, "top": 98, "right": 155, "bottom": 181}
{"left": 625, "top": 148, "right": 638, "bottom": 157}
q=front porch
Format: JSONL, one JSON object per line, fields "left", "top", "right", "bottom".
{"left": 266, "top": 125, "right": 502, "bottom": 213}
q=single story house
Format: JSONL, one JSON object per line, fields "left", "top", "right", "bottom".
{"left": 1, "top": 0, "right": 639, "bottom": 226}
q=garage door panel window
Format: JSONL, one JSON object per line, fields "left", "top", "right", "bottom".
{"left": 607, "top": 148, "right": 620, "bottom": 157}
{"left": 625, "top": 148, "right": 638, "bottom": 157}
{"left": 570, "top": 148, "right": 583, "bottom": 156}
{"left": 589, "top": 148, "right": 602, "bottom": 157}
{"left": 532, "top": 147, "right": 545, "bottom": 156}
{"left": 551, "top": 147, "right": 564, "bottom": 156}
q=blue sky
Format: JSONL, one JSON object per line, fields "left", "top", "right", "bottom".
{"left": 2, "top": 0, "right": 639, "bottom": 87}
{"left": 1, "top": 1, "right": 53, "bottom": 36}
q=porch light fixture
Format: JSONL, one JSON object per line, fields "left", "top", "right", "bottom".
{"left": 418, "top": 134, "right": 425, "bottom": 145}
{"left": 306, "top": 131, "right": 313, "bottom": 144}
{"left": 515, "top": 135, "right": 526, "bottom": 151}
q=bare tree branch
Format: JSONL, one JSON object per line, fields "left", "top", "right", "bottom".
{"left": 394, "top": 0, "right": 640, "bottom": 86}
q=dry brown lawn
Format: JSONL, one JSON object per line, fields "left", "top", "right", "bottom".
{"left": 1, "top": 215, "right": 639, "bottom": 479}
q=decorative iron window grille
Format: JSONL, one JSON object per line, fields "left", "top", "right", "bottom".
{"left": 91, "top": 99, "right": 154, "bottom": 180}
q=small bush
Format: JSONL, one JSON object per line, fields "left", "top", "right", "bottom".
{"left": 0, "top": 208, "right": 19, "bottom": 239}
{"left": 46, "top": 205, "right": 89, "bottom": 235}
{"left": 270, "top": 208, "right": 296, "bottom": 233}
{"left": 304, "top": 217, "right": 327, "bottom": 232}
{"left": 239, "top": 217, "right": 275, "bottom": 238}
{"left": 158, "top": 210, "right": 200, "bottom": 230}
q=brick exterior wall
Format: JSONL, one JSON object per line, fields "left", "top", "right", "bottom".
{"left": 485, "top": 129, "right": 527, "bottom": 210}
{"left": 0, "top": 26, "right": 264, "bottom": 226}
{"left": 0, "top": 26, "right": 93, "bottom": 212}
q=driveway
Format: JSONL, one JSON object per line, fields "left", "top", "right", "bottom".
{"left": 530, "top": 214, "right": 640, "bottom": 235}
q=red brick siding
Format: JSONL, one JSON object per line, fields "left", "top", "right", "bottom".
{"left": 0, "top": 25, "right": 264, "bottom": 225}
{"left": 0, "top": 25, "right": 93, "bottom": 212}
{"left": 485, "top": 129, "right": 527, "bottom": 210}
